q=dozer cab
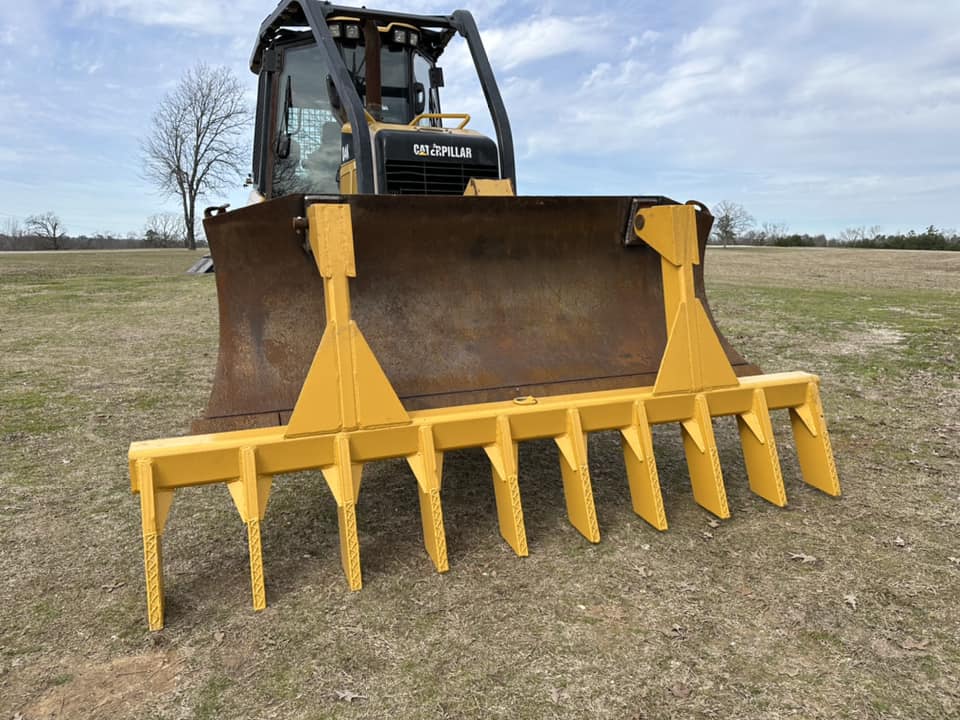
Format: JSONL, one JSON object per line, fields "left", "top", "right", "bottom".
{"left": 129, "top": 1, "right": 841, "bottom": 630}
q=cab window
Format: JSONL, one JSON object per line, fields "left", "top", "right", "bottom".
{"left": 271, "top": 43, "right": 341, "bottom": 197}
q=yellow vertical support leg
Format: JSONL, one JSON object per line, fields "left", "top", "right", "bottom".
{"left": 228, "top": 447, "right": 273, "bottom": 612}
{"left": 620, "top": 400, "right": 668, "bottom": 530}
{"left": 321, "top": 434, "right": 365, "bottom": 589}
{"left": 736, "top": 389, "right": 787, "bottom": 507}
{"left": 406, "top": 425, "right": 449, "bottom": 573}
{"left": 555, "top": 409, "right": 601, "bottom": 542}
{"left": 680, "top": 394, "right": 730, "bottom": 519}
{"left": 136, "top": 458, "right": 174, "bottom": 631}
{"left": 789, "top": 380, "right": 842, "bottom": 496}
{"left": 483, "top": 416, "right": 528, "bottom": 556}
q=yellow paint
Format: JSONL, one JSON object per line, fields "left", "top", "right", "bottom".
{"left": 129, "top": 202, "right": 841, "bottom": 629}
{"left": 338, "top": 159, "right": 357, "bottom": 194}
{"left": 463, "top": 178, "right": 515, "bottom": 196}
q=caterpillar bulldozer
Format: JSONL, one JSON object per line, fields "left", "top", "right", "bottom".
{"left": 129, "top": 1, "right": 841, "bottom": 629}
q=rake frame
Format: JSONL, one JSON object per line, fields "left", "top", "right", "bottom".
{"left": 130, "top": 202, "right": 840, "bottom": 630}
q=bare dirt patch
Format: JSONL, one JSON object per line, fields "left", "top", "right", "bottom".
{"left": 831, "top": 323, "right": 906, "bottom": 356}
{"left": 19, "top": 650, "right": 183, "bottom": 719}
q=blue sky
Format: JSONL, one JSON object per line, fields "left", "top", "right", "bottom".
{"left": 1, "top": 0, "right": 958, "bottom": 237}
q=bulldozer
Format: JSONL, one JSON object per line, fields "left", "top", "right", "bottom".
{"left": 129, "top": 1, "right": 841, "bottom": 630}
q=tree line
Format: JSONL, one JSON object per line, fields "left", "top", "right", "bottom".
{"left": 0, "top": 212, "right": 204, "bottom": 251}
{"left": 709, "top": 201, "right": 959, "bottom": 251}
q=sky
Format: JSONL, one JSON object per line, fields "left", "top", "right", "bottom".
{"left": 1, "top": 0, "right": 959, "bottom": 238}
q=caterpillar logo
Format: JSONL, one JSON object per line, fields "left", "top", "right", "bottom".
{"left": 413, "top": 143, "right": 473, "bottom": 160}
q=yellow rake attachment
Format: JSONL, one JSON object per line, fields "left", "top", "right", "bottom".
{"left": 129, "top": 202, "right": 840, "bottom": 630}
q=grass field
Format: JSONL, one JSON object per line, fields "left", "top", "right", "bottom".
{"left": 1, "top": 246, "right": 958, "bottom": 719}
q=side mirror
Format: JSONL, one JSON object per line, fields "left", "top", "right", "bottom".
{"left": 413, "top": 82, "right": 426, "bottom": 115}
{"left": 276, "top": 133, "right": 292, "bottom": 160}
{"left": 429, "top": 66, "right": 444, "bottom": 88}
{"left": 326, "top": 75, "right": 341, "bottom": 111}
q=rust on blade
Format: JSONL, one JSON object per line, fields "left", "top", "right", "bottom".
{"left": 193, "top": 195, "right": 758, "bottom": 433}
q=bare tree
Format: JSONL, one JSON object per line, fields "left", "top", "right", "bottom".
{"left": 142, "top": 63, "right": 250, "bottom": 250}
{"left": 761, "top": 222, "right": 789, "bottom": 244}
{"left": 838, "top": 226, "right": 867, "bottom": 244}
{"left": 2, "top": 216, "right": 23, "bottom": 238}
{"left": 25, "top": 211, "right": 67, "bottom": 250}
{"left": 839, "top": 225, "right": 883, "bottom": 245}
{"left": 144, "top": 213, "right": 186, "bottom": 248}
{"left": 711, "top": 201, "right": 754, "bottom": 247}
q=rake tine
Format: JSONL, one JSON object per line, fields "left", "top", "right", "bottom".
{"left": 736, "top": 389, "right": 787, "bottom": 507}
{"left": 406, "top": 425, "right": 449, "bottom": 573}
{"left": 227, "top": 447, "right": 272, "bottom": 612}
{"left": 483, "top": 415, "right": 528, "bottom": 556}
{"left": 679, "top": 394, "right": 730, "bottom": 519}
{"left": 320, "top": 434, "right": 364, "bottom": 590}
{"left": 136, "top": 458, "right": 173, "bottom": 631}
{"left": 789, "top": 379, "right": 842, "bottom": 496}
{"left": 620, "top": 400, "right": 668, "bottom": 530}
{"left": 554, "top": 408, "right": 600, "bottom": 542}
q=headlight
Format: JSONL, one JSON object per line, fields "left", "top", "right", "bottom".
{"left": 328, "top": 23, "right": 341, "bottom": 38}
{"left": 408, "top": 31, "right": 419, "bottom": 46}
{"left": 345, "top": 24, "right": 360, "bottom": 40}
{"left": 392, "top": 28, "right": 407, "bottom": 44}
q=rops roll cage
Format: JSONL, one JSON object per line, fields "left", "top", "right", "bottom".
{"left": 250, "top": 0, "right": 517, "bottom": 194}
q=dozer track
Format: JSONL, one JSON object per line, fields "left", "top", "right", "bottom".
{"left": 130, "top": 199, "right": 840, "bottom": 630}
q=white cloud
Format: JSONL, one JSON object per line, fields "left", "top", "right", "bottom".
{"left": 676, "top": 25, "right": 739, "bottom": 55}
{"left": 480, "top": 15, "right": 610, "bottom": 70}
{"left": 73, "top": 0, "right": 263, "bottom": 35}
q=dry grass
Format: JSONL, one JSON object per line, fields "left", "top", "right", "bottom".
{"left": 1, "top": 245, "right": 958, "bottom": 719}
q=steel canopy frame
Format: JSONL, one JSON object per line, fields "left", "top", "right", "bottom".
{"left": 250, "top": 0, "right": 516, "bottom": 194}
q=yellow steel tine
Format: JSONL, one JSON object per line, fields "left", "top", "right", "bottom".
{"left": 227, "top": 447, "right": 272, "bottom": 611}
{"left": 736, "top": 389, "right": 787, "bottom": 507}
{"left": 789, "top": 380, "right": 842, "bottom": 496}
{"left": 483, "top": 415, "right": 528, "bottom": 556}
{"left": 406, "top": 425, "right": 449, "bottom": 572}
{"left": 136, "top": 458, "right": 173, "bottom": 631}
{"left": 620, "top": 400, "right": 667, "bottom": 530}
{"left": 321, "top": 434, "right": 365, "bottom": 589}
{"left": 679, "top": 394, "right": 730, "bottom": 519}
{"left": 554, "top": 408, "right": 600, "bottom": 542}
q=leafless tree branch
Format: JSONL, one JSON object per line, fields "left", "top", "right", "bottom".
{"left": 142, "top": 63, "right": 251, "bottom": 250}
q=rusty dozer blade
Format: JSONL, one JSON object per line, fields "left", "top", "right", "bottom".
{"left": 194, "top": 195, "right": 758, "bottom": 432}
{"left": 130, "top": 200, "right": 841, "bottom": 630}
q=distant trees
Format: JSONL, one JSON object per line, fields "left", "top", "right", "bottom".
{"left": 710, "top": 201, "right": 754, "bottom": 247}
{"left": 702, "top": 202, "right": 957, "bottom": 251}
{"left": 2, "top": 216, "right": 23, "bottom": 239}
{"left": 760, "top": 222, "right": 789, "bottom": 244}
{"left": 0, "top": 210, "right": 207, "bottom": 250}
{"left": 838, "top": 226, "right": 883, "bottom": 245}
{"left": 840, "top": 225, "right": 959, "bottom": 251}
{"left": 144, "top": 213, "right": 186, "bottom": 248}
{"left": 142, "top": 63, "right": 250, "bottom": 250}
{"left": 25, "top": 212, "right": 66, "bottom": 250}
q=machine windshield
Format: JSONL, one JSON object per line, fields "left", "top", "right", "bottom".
{"left": 339, "top": 43, "right": 416, "bottom": 123}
